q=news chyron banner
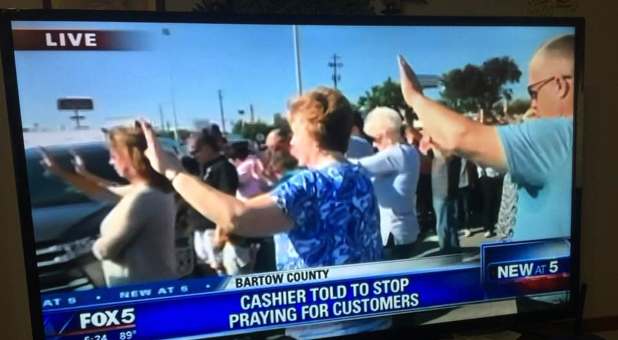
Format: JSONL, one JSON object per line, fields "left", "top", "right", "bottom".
{"left": 41, "top": 239, "right": 570, "bottom": 340}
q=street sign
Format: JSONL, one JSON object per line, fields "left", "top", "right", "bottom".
{"left": 58, "top": 97, "right": 93, "bottom": 110}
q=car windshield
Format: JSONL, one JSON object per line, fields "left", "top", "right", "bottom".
{"left": 26, "top": 144, "right": 125, "bottom": 208}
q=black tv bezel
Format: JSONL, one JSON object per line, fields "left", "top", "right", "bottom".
{"left": 0, "top": 9, "right": 584, "bottom": 340}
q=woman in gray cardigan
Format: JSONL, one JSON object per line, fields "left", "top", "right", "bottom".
{"left": 40, "top": 126, "right": 178, "bottom": 287}
{"left": 350, "top": 106, "right": 421, "bottom": 260}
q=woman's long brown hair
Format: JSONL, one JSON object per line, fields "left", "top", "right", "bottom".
{"left": 105, "top": 126, "right": 173, "bottom": 193}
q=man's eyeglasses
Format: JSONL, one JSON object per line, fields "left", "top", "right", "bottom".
{"left": 527, "top": 75, "right": 572, "bottom": 100}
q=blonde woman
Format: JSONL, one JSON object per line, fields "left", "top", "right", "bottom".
{"left": 40, "top": 126, "right": 178, "bottom": 287}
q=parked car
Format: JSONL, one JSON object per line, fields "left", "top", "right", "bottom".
{"left": 27, "top": 141, "right": 194, "bottom": 293}
{"left": 159, "top": 136, "right": 188, "bottom": 157}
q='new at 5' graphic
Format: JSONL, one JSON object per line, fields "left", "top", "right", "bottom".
{"left": 486, "top": 258, "right": 568, "bottom": 282}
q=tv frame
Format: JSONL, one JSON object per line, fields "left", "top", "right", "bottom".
{"left": 0, "top": 9, "right": 584, "bottom": 339}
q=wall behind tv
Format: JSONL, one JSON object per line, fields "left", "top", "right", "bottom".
{"left": 0, "top": 1, "right": 616, "bottom": 339}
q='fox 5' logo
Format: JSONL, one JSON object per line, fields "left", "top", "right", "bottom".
{"left": 79, "top": 308, "right": 136, "bottom": 329}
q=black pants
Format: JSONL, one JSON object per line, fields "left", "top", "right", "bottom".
{"left": 416, "top": 173, "right": 434, "bottom": 235}
{"left": 384, "top": 233, "right": 420, "bottom": 260}
{"left": 253, "top": 237, "right": 276, "bottom": 273}
{"left": 456, "top": 187, "right": 473, "bottom": 230}
{"left": 479, "top": 176, "right": 503, "bottom": 232}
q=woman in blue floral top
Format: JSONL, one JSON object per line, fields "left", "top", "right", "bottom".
{"left": 140, "top": 86, "right": 389, "bottom": 338}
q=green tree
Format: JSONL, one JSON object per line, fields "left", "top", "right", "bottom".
{"left": 358, "top": 77, "right": 412, "bottom": 122}
{"left": 440, "top": 56, "right": 522, "bottom": 117}
{"left": 508, "top": 98, "right": 531, "bottom": 115}
{"left": 232, "top": 121, "right": 273, "bottom": 141}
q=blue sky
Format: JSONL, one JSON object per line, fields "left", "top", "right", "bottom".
{"left": 12, "top": 21, "right": 573, "bottom": 130}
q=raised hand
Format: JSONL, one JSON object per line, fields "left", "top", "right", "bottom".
{"left": 419, "top": 134, "right": 434, "bottom": 156}
{"left": 70, "top": 150, "right": 89, "bottom": 176}
{"left": 138, "top": 120, "right": 182, "bottom": 180}
{"left": 213, "top": 225, "right": 229, "bottom": 251}
{"left": 39, "top": 147, "right": 65, "bottom": 177}
{"left": 419, "top": 132, "right": 452, "bottom": 159}
{"left": 398, "top": 55, "right": 424, "bottom": 108}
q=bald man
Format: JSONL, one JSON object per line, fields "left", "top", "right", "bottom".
{"left": 399, "top": 34, "right": 575, "bottom": 242}
{"left": 260, "top": 128, "right": 292, "bottom": 181}
{"left": 265, "top": 128, "right": 291, "bottom": 153}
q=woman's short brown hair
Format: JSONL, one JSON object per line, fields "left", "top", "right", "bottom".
{"left": 106, "top": 126, "right": 173, "bottom": 192}
{"left": 288, "top": 86, "right": 353, "bottom": 153}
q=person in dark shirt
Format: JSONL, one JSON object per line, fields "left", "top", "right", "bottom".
{"left": 185, "top": 130, "right": 238, "bottom": 275}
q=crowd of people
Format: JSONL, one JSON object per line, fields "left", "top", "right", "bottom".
{"left": 38, "top": 32, "right": 574, "bottom": 339}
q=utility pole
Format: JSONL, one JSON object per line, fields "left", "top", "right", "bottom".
{"left": 249, "top": 104, "right": 255, "bottom": 123}
{"left": 293, "top": 25, "right": 303, "bottom": 95}
{"left": 328, "top": 54, "right": 343, "bottom": 89}
{"left": 218, "top": 89, "right": 226, "bottom": 133}
{"left": 162, "top": 27, "right": 179, "bottom": 142}
{"left": 238, "top": 109, "right": 245, "bottom": 134}
{"left": 171, "top": 88, "right": 179, "bottom": 141}
{"left": 159, "top": 104, "right": 165, "bottom": 131}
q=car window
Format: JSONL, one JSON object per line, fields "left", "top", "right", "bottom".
{"left": 26, "top": 144, "right": 125, "bottom": 208}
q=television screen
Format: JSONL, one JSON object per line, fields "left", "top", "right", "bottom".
{"left": 1, "top": 11, "right": 582, "bottom": 340}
